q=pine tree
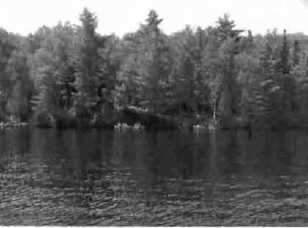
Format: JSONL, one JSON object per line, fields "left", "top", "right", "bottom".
{"left": 215, "top": 15, "right": 243, "bottom": 118}
{"left": 279, "top": 29, "right": 290, "bottom": 74}
{"left": 138, "top": 10, "right": 172, "bottom": 113}
{"left": 293, "top": 40, "right": 300, "bottom": 66}
{"left": 74, "top": 8, "right": 113, "bottom": 119}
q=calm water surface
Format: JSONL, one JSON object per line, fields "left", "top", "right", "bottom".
{"left": 0, "top": 129, "right": 308, "bottom": 226}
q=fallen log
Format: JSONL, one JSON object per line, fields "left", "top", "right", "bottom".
{"left": 118, "top": 106, "right": 177, "bottom": 130}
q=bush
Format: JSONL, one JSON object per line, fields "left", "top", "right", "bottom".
{"left": 32, "top": 111, "right": 55, "bottom": 128}
{"left": 54, "top": 111, "right": 78, "bottom": 128}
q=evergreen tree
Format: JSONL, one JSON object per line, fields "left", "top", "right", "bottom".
{"left": 279, "top": 29, "right": 290, "bottom": 74}
{"left": 293, "top": 40, "right": 300, "bottom": 66}
{"left": 137, "top": 10, "right": 173, "bottom": 112}
{"left": 215, "top": 15, "right": 243, "bottom": 119}
{"left": 74, "top": 8, "right": 113, "bottom": 119}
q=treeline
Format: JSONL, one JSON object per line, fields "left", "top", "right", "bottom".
{"left": 0, "top": 8, "right": 308, "bottom": 129}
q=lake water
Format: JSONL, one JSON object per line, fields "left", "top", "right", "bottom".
{"left": 0, "top": 128, "right": 308, "bottom": 226}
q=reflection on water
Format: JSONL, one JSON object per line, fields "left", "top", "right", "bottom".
{"left": 0, "top": 129, "right": 308, "bottom": 225}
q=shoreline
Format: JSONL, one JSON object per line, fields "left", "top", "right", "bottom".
{"left": 1, "top": 106, "right": 307, "bottom": 131}
{"left": 1, "top": 115, "right": 307, "bottom": 131}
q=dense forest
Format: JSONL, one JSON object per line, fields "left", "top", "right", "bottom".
{"left": 0, "top": 8, "right": 308, "bottom": 130}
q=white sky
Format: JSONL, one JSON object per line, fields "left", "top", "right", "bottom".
{"left": 0, "top": 0, "right": 308, "bottom": 37}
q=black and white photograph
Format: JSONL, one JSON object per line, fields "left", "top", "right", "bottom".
{"left": 0, "top": 0, "right": 308, "bottom": 226}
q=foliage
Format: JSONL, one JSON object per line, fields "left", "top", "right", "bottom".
{"left": 0, "top": 9, "right": 307, "bottom": 129}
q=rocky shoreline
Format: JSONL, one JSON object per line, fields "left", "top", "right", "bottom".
{"left": 0, "top": 122, "right": 28, "bottom": 129}
{"left": 1, "top": 106, "right": 307, "bottom": 131}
